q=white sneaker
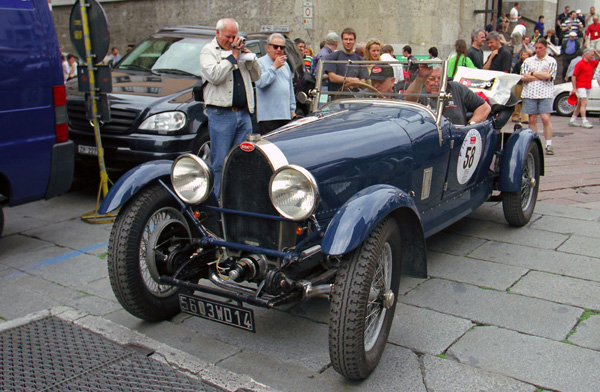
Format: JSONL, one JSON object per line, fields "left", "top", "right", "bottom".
{"left": 569, "top": 120, "right": 581, "bottom": 127}
{"left": 581, "top": 121, "right": 593, "bottom": 128}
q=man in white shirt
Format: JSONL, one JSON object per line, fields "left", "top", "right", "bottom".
{"left": 511, "top": 22, "right": 527, "bottom": 47}
{"left": 509, "top": 2, "right": 522, "bottom": 32}
{"left": 380, "top": 45, "right": 404, "bottom": 84}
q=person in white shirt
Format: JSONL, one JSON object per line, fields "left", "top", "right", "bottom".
{"left": 380, "top": 45, "right": 404, "bottom": 85}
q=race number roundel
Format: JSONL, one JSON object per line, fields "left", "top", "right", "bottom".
{"left": 457, "top": 129, "right": 482, "bottom": 185}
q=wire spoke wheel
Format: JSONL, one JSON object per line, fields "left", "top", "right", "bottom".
{"left": 329, "top": 218, "right": 401, "bottom": 380}
{"left": 502, "top": 142, "right": 540, "bottom": 227}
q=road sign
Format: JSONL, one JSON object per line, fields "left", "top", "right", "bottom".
{"left": 69, "top": 0, "right": 110, "bottom": 62}
{"left": 260, "top": 25, "right": 290, "bottom": 33}
{"left": 302, "top": 1, "right": 313, "bottom": 30}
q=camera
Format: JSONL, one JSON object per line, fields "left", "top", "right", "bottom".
{"left": 231, "top": 36, "right": 246, "bottom": 49}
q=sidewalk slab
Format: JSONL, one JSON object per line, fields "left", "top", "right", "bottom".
{"left": 558, "top": 235, "right": 600, "bottom": 259}
{"left": 444, "top": 218, "right": 569, "bottom": 250}
{"left": 447, "top": 326, "right": 600, "bottom": 392}
{"left": 427, "top": 251, "right": 528, "bottom": 291}
{"left": 389, "top": 303, "right": 474, "bottom": 356}
{"left": 402, "top": 278, "right": 582, "bottom": 340}
{"left": 468, "top": 241, "right": 600, "bottom": 282}
{"left": 530, "top": 215, "right": 600, "bottom": 238}
{"left": 422, "top": 355, "right": 537, "bottom": 392}
{"left": 569, "top": 314, "right": 600, "bottom": 350}
{"left": 510, "top": 271, "right": 600, "bottom": 311}
{"left": 426, "top": 231, "right": 488, "bottom": 257}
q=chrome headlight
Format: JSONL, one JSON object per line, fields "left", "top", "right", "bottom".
{"left": 139, "top": 111, "right": 186, "bottom": 131}
{"left": 269, "top": 165, "right": 319, "bottom": 221}
{"left": 171, "top": 154, "right": 213, "bottom": 204}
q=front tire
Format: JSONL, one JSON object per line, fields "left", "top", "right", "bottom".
{"left": 329, "top": 218, "right": 401, "bottom": 380}
{"left": 502, "top": 142, "right": 540, "bottom": 226}
{"left": 554, "top": 92, "right": 575, "bottom": 116}
{"left": 107, "top": 182, "right": 190, "bottom": 321}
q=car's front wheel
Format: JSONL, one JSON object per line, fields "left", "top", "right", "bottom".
{"left": 554, "top": 92, "right": 575, "bottom": 116}
{"left": 502, "top": 142, "right": 540, "bottom": 226}
{"left": 329, "top": 217, "right": 401, "bottom": 380}
{"left": 107, "top": 182, "right": 190, "bottom": 321}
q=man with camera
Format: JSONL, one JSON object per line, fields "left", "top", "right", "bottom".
{"left": 199, "top": 18, "right": 261, "bottom": 195}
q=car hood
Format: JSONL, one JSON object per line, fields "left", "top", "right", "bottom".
{"left": 66, "top": 70, "right": 198, "bottom": 111}
{"left": 262, "top": 101, "right": 420, "bottom": 210}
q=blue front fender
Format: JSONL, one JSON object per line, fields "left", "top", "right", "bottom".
{"left": 498, "top": 127, "right": 544, "bottom": 192}
{"left": 98, "top": 160, "right": 173, "bottom": 214}
{"left": 322, "top": 185, "right": 421, "bottom": 256}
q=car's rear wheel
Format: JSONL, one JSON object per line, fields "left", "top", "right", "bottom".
{"left": 0, "top": 204, "right": 4, "bottom": 237}
{"left": 502, "top": 142, "right": 540, "bottom": 226}
{"left": 329, "top": 217, "right": 401, "bottom": 380}
{"left": 554, "top": 92, "right": 575, "bottom": 116}
{"left": 107, "top": 182, "right": 189, "bottom": 321}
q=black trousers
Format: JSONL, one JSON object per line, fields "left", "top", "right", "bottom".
{"left": 562, "top": 53, "right": 577, "bottom": 81}
{"left": 258, "top": 119, "right": 290, "bottom": 135}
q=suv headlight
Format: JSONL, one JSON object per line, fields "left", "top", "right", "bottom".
{"left": 171, "top": 154, "right": 213, "bottom": 204}
{"left": 269, "top": 165, "right": 319, "bottom": 221}
{"left": 139, "top": 111, "right": 186, "bottom": 131}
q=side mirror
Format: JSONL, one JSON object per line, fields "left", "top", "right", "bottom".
{"left": 297, "top": 91, "right": 310, "bottom": 104}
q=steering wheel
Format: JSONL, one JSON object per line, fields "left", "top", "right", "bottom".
{"left": 338, "top": 81, "right": 386, "bottom": 99}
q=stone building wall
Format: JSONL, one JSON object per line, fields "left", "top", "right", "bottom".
{"left": 51, "top": 0, "right": 550, "bottom": 59}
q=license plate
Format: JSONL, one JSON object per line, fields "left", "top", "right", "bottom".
{"left": 179, "top": 293, "right": 255, "bottom": 332}
{"left": 78, "top": 145, "right": 98, "bottom": 156}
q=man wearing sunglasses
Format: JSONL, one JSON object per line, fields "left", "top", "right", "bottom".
{"left": 255, "top": 33, "right": 297, "bottom": 134}
{"left": 200, "top": 18, "right": 261, "bottom": 195}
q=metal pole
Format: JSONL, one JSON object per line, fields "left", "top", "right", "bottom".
{"left": 78, "top": 0, "right": 109, "bottom": 198}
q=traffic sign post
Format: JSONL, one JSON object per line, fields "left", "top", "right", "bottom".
{"left": 302, "top": 1, "right": 313, "bottom": 30}
{"left": 69, "top": 0, "right": 116, "bottom": 223}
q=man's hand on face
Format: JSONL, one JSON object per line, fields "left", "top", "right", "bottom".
{"left": 273, "top": 55, "right": 287, "bottom": 69}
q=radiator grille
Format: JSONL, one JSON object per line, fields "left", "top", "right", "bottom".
{"left": 67, "top": 100, "right": 139, "bottom": 134}
{"left": 221, "top": 146, "right": 294, "bottom": 251}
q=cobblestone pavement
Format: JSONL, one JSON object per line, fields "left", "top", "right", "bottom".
{"left": 1, "top": 113, "right": 599, "bottom": 391}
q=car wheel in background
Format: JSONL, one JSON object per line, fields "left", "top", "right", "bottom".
{"left": 502, "top": 142, "right": 541, "bottom": 226}
{"left": 329, "top": 217, "right": 401, "bottom": 380}
{"left": 107, "top": 182, "right": 189, "bottom": 321}
{"left": 191, "top": 130, "right": 211, "bottom": 162}
{"left": 554, "top": 92, "right": 576, "bottom": 116}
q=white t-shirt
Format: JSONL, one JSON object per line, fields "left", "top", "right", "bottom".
{"left": 380, "top": 53, "right": 404, "bottom": 81}
{"left": 510, "top": 7, "right": 519, "bottom": 23}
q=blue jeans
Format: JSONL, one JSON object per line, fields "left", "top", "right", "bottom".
{"left": 205, "top": 106, "right": 252, "bottom": 196}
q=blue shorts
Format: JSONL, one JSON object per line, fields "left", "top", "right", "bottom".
{"left": 522, "top": 98, "right": 553, "bottom": 114}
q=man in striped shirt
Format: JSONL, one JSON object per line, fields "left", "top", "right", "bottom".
{"left": 520, "top": 38, "right": 558, "bottom": 155}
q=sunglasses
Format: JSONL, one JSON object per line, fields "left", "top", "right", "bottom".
{"left": 270, "top": 44, "right": 285, "bottom": 50}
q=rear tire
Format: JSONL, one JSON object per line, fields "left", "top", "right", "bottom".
{"left": 107, "top": 182, "right": 189, "bottom": 321}
{"left": 329, "top": 218, "right": 401, "bottom": 380}
{"left": 502, "top": 142, "right": 540, "bottom": 226}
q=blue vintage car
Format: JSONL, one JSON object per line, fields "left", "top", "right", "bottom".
{"left": 99, "top": 59, "right": 542, "bottom": 380}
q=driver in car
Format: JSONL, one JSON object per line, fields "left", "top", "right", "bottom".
{"left": 405, "top": 64, "right": 491, "bottom": 125}
{"left": 369, "top": 63, "right": 396, "bottom": 93}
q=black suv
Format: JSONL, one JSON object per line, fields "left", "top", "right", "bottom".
{"left": 67, "top": 27, "right": 308, "bottom": 170}
{"left": 67, "top": 26, "right": 214, "bottom": 169}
